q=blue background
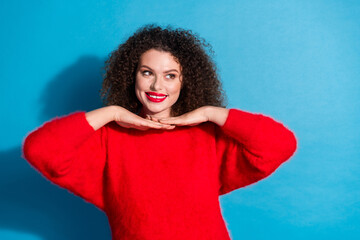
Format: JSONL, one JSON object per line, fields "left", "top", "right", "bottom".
{"left": 1, "top": 0, "right": 359, "bottom": 239}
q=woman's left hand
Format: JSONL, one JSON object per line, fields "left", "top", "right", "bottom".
{"left": 149, "top": 106, "right": 229, "bottom": 127}
{"left": 148, "top": 106, "right": 209, "bottom": 127}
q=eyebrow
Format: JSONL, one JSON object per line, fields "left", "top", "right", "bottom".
{"left": 140, "top": 65, "right": 179, "bottom": 73}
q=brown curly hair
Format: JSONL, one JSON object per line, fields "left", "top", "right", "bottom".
{"left": 101, "top": 24, "right": 227, "bottom": 117}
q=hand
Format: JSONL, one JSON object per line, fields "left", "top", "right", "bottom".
{"left": 156, "top": 106, "right": 210, "bottom": 127}
{"left": 114, "top": 106, "right": 175, "bottom": 131}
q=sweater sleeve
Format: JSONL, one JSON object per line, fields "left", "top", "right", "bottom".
{"left": 22, "top": 112, "right": 107, "bottom": 211}
{"left": 215, "top": 108, "right": 297, "bottom": 196}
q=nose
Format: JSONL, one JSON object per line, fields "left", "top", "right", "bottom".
{"left": 150, "top": 74, "right": 163, "bottom": 91}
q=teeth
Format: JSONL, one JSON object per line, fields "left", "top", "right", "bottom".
{"left": 149, "top": 94, "right": 166, "bottom": 99}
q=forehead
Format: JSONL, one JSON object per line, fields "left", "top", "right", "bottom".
{"left": 139, "top": 49, "right": 181, "bottom": 71}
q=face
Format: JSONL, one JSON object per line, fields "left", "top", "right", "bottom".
{"left": 135, "top": 49, "right": 182, "bottom": 118}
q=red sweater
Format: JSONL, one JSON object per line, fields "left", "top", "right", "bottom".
{"left": 22, "top": 108, "right": 297, "bottom": 240}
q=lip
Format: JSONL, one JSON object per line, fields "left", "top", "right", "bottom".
{"left": 146, "top": 91, "right": 167, "bottom": 96}
{"left": 145, "top": 92, "right": 167, "bottom": 102}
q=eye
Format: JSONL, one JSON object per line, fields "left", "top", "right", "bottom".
{"left": 165, "top": 74, "right": 176, "bottom": 79}
{"left": 142, "top": 70, "right": 152, "bottom": 76}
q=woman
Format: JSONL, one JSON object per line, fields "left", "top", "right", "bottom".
{"left": 23, "top": 24, "right": 297, "bottom": 240}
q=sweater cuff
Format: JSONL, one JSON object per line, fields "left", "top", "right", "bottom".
{"left": 220, "top": 108, "right": 262, "bottom": 143}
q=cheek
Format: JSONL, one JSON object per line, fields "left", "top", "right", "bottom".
{"left": 135, "top": 77, "right": 145, "bottom": 102}
{"left": 135, "top": 76, "right": 147, "bottom": 91}
{"left": 168, "top": 82, "right": 182, "bottom": 95}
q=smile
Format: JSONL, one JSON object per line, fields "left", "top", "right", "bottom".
{"left": 145, "top": 92, "right": 167, "bottom": 102}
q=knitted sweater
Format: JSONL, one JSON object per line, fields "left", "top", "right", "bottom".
{"left": 22, "top": 108, "right": 297, "bottom": 240}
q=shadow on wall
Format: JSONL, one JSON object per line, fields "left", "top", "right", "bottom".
{"left": 0, "top": 56, "right": 112, "bottom": 240}
{"left": 39, "top": 55, "right": 106, "bottom": 121}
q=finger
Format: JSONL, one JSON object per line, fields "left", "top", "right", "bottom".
{"left": 134, "top": 125, "right": 150, "bottom": 131}
{"left": 122, "top": 120, "right": 175, "bottom": 130}
{"left": 161, "top": 124, "right": 176, "bottom": 130}
{"left": 145, "top": 115, "right": 163, "bottom": 124}
{"left": 141, "top": 119, "right": 171, "bottom": 129}
{"left": 151, "top": 116, "right": 160, "bottom": 122}
{"left": 117, "top": 117, "right": 162, "bottom": 130}
{"left": 146, "top": 119, "right": 174, "bottom": 127}
{"left": 159, "top": 117, "right": 189, "bottom": 126}
{"left": 129, "top": 118, "right": 160, "bottom": 129}
{"left": 158, "top": 117, "right": 180, "bottom": 124}
{"left": 139, "top": 116, "right": 160, "bottom": 125}
{"left": 143, "top": 122, "right": 163, "bottom": 129}
{"left": 161, "top": 117, "right": 204, "bottom": 127}
{"left": 143, "top": 119, "right": 175, "bottom": 130}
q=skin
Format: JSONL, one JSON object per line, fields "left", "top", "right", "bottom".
{"left": 85, "top": 48, "right": 229, "bottom": 131}
{"left": 135, "top": 49, "right": 182, "bottom": 119}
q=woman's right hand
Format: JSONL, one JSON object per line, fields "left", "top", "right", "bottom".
{"left": 113, "top": 106, "right": 175, "bottom": 131}
{"left": 85, "top": 105, "right": 175, "bottom": 130}
{"left": 86, "top": 105, "right": 175, "bottom": 131}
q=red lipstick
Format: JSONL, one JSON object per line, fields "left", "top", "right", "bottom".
{"left": 145, "top": 92, "right": 167, "bottom": 102}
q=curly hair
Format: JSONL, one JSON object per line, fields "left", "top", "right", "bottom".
{"left": 101, "top": 24, "right": 227, "bottom": 117}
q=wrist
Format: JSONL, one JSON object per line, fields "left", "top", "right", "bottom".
{"left": 204, "top": 106, "right": 215, "bottom": 122}
{"left": 108, "top": 105, "right": 122, "bottom": 122}
{"left": 205, "top": 106, "right": 229, "bottom": 127}
{"left": 85, "top": 105, "right": 120, "bottom": 131}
